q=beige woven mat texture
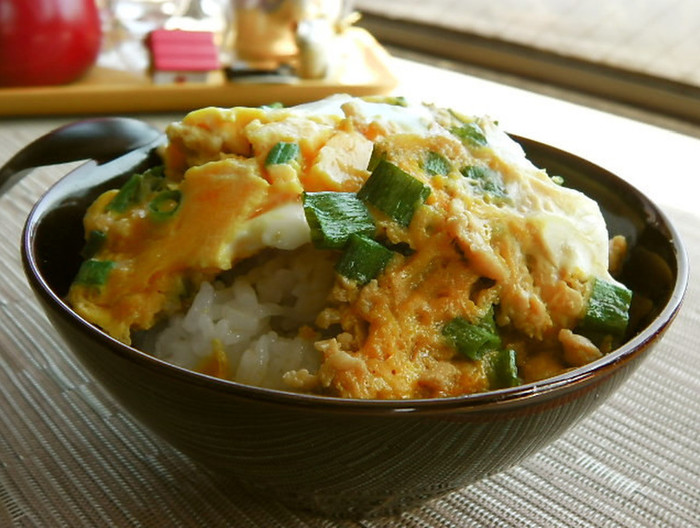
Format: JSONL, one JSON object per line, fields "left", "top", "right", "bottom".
{"left": 0, "top": 126, "right": 698, "bottom": 527}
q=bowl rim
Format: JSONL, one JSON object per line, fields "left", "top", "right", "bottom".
{"left": 21, "top": 135, "right": 690, "bottom": 416}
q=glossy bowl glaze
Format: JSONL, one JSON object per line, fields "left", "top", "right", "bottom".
{"left": 21, "top": 136, "right": 688, "bottom": 518}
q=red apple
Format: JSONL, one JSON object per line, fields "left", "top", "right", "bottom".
{"left": 0, "top": 0, "right": 102, "bottom": 87}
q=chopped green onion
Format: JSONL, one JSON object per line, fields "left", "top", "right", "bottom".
{"left": 580, "top": 278, "right": 632, "bottom": 337}
{"left": 266, "top": 141, "right": 300, "bottom": 166}
{"left": 381, "top": 96, "right": 407, "bottom": 107}
{"left": 367, "top": 144, "right": 387, "bottom": 172}
{"left": 106, "top": 166, "right": 168, "bottom": 214}
{"left": 485, "top": 348, "right": 521, "bottom": 389}
{"left": 106, "top": 173, "right": 141, "bottom": 213}
{"left": 148, "top": 189, "right": 182, "bottom": 221}
{"left": 140, "top": 165, "right": 166, "bottom": 193}
{"left": 443, "top": 313, "right": 501, "bottom": 360}
{"left": 460, "top": 165, "right": 507, "bottom": 200}
{"left": 336, "top": 234, "right": 395, "bottom": 285}
{"left": 358, "top": 160, "right": 431, "bottom": 227}
{"left": 81, "top": 230, "right": 107, "bottom": 259}
{"left": 451, "top": 121, "right": 488, "bottom": 147}
{"left": 364, "top": 95, "right": 408, "bottom": 107}
{"left": 142, "top": 165, "right": 165, "bottom": 179}
{"left": 303, "top": 192, "right": 376, "bottom": 250}
{"left": 74, "top": 259, "right": 115, "bottom": 287}
{"left": 424, "top": 151, "right": 451, "bottom": 176}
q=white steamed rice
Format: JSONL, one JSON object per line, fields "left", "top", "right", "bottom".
{"left": 142, "top": 246, "right": 337, "bottom": 390}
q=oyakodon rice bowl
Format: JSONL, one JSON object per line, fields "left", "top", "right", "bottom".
{"left": 21, "top": 95, "right": 686, "bottom": 517}
{"left": 68, "top": 94, "right": 637, "bottom": 399}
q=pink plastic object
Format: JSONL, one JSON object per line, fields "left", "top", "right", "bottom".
{"left": 148, "top": 29, "right": 220, "bottom": 83}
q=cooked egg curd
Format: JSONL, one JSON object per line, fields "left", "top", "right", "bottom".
{"left": 68, "top": 95, "right": 631, "bottom": 399}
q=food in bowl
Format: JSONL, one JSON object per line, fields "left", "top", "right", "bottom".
{"left": 67, "top": 95, "right": 633, "bottom": 399}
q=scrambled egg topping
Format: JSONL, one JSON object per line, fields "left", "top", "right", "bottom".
{"left": 68, "top": 95, "right": 630, "bottom": 399}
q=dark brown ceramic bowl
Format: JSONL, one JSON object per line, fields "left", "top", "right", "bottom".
{"left": 20, "top": 133, "right": 688, "bottom": 518}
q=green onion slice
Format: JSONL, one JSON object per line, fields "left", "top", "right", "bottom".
{"left": 580, "top": 278, "right": 632, "bottom": 337}
{"left": 485, "top": 348, "right": 521, "bottom": 389}
{"left": 74, "top": 259, "right": 115, "bottom": 287}
{"left": 105, "top": 166, "right": 167, "bottom": 214}
{"left": 140, "top": 165, "right": 166, "bottom": 193}
{"left": 424, "top": 151, "right": 451, "bottom": 176}
{"left": 380, "top": 96, "right": 408, "bottom": 107}
{"left": 443, "top": 313, "right": 501, "bottom": 360}
{"left": 451, "top": 121, "right": 488, "bottom": 147}
{"left": 303, "top": 192, "right": 375, "bottom": 250}
{"left": 80, "top": 230, "right": 107, "bottom": 259}
{"left": 266, "top": 141, "right": 300, "bottom": 166}
{"left": 367, "top": 144, "right": 387, "bottom": 172}
{"left": 106, "top": 173, "right": 141, "bottom": 213}
{"left": 460, "top": 165, "right": 507, "bottom": 200}
{"left": 358, "top": 160, "right": 431, "bottom": 227}
{"left": 148, "top": 190, "right": 182, "bottom": 221}
{"left": 336, "top": 234, "right": 395, "bottom": 285}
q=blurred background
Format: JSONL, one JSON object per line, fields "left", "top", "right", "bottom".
{"left": 354, "top": 0, "right": 700, "bottom": 129}
{"left": 2, "top": 0, "right": 697, "bottom": 130}
{"left": 356, "top": 0, "right": 700, "bottom": 87}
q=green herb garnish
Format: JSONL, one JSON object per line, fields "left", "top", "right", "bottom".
{"left": 336, "top": 234, "right": 395, "bottom": 285}
{"left": 367, "top": 144, "right": 387, "bottom": 172}
{"left": 485, "top": 348, "right": 521, "bottom": 389}
{"left": 443, "top": 312, "right": 501, "bottom": 360}
{"left": 580, "top": 278, "right": 632, "bottom": 338}
{"left": 148, "top": 189, "right": 182, "bottom": 221}
{"left": 266, "top": 141, "right": 300, "bottom": 166}
{"left": 80, "top": 230, "right": 107, "bottom": 259}
{"left": 358, "top": 160, "right": 431, "bottom": 227}
{"left": 74, "top": 259, "right": 115, "bottom": 287}
{"left": 303, "top": 192, "right": 376, "bottom": 250}
{"left": 451, "top": 121, "right": 488, "bottom": 147}
{"left": 460, "top": 165, "right": 507, "bottom": 200}
{"left": 106, "top": 173, "right": 141, "bottom": 213}
{"left": 106, "top": 166, "right": 167, "bottom": 214}
{"left": 382, "top": 96, "right": 408, "bottom": 107}
{"left": 424, "top": 151, "right": 451, "bottom": 176}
